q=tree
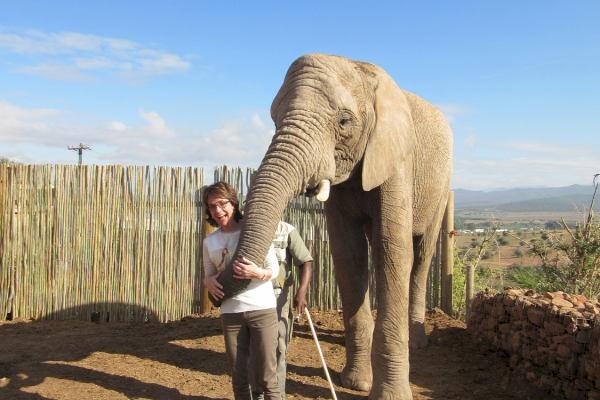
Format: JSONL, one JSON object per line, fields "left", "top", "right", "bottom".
{"left": 482, "top": 250, "right": 494, "bottom": 260}
{"left": 498, "top": 237, "right": 510, "bottom": 246}
{"left": 514, "top": 248, "right": 524, "bottom": 258}
{"left": 545, "top": 220, "right": 562, "bottom": 231}
{"left": 467, "top": 223, "right": 477, "bottom": 231}
{"left": 0, "top": 156, "right": 21, "bottom": 165}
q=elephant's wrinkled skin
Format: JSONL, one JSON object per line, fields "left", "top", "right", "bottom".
{"left": 209, "top": 54, "right": 453, "bottom": 399}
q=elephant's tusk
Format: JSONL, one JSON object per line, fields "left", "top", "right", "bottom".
{"left": 315, "top": 179, "right": 330, "bottom": 202}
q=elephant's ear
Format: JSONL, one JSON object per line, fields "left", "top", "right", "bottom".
{"left": 362, "top": 69, "right": 416, "bottom": 192}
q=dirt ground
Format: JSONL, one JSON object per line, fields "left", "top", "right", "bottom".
{"left": 0, "top": 308, "right": 546, "bottom": 400}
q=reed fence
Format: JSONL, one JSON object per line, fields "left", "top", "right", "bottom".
{"left": 1, "top": 163, "right": 444, "bottom": 322}
{"left": 1, "top": 164, "right": 205, "bottom": 323}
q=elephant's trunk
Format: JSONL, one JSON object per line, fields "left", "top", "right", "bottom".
{"left": 210, "top": 125, "right": 320, "bottom": 305}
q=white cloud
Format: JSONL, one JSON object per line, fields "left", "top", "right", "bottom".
{"left": 107, "top": 121, "right": 128, "bottom": 132}
{"left": 1, "top": 29, "right": 190, "bottom": 81}
{"left": 136, "top": 52, "right": 190, "bottom": 75}
{"left": 463, "top": 135, "right": 478, "bottom": 148}
{"left": 451, "top": 151, "right": 600, "bottom": 190}
{"left": 0, "top": 30, "right": 137, "bottom": 54}
{"left": 138, "top": 108, "right": 175, "bottom": 138}
{"left": 435, "top": 103, "right": 473, "bottom": 124}
{"left": 491, "top": 141, "right": 592, "bottom": 156}
{"left": 252, "top": 113, "right": 266, "bottom": 129}
{"left": 0, "top": 100, "right": 275, "bottom": 167}
{"left": 15, "top": 63, "right": 98, "bottom": 81}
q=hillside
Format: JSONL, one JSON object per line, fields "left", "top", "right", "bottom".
{"left": 496, "top": 194, "right": 592, "bottom": 212}
{"left": 454, "top": 185, "right": 595, "bottom": 211}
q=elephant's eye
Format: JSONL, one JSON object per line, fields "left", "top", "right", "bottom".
{"left": 339, "top": 116, "right": 351, "bottom": 128}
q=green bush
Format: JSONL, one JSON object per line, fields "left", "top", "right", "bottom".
{"left": 514, "top": 248, "right": 524, "bottom": 258}
{"left": 506, "top": 265, "right": 547, "bottom": 291}
{"left": 498, "top": 237, "right": 510, "bottom": 246}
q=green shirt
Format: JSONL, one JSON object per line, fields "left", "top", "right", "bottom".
{"left": 272, "top": 221, "right": 313, "bottom": 289}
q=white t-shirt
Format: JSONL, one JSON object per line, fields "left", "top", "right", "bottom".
{"left": 203, "top": 227, "right": 279, "bottom": 314}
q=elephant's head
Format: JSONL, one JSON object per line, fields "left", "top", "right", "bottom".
{"left": 210, "top": 53, "right": 417, "bottom": 304}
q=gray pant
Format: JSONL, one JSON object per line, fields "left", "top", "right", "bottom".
{"left": 250, "top": 289, "right": 291, "bottom": 400}
{"left": 221, "top": 308, "right": 281, "bottom": 400}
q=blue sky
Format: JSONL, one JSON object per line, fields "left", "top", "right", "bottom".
{"left": 0, "top": 1, "right": 598, "bottom": 190}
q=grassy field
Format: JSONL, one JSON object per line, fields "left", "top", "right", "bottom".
{"left": 455, "top": 209, "right": 582, "bottom": 225}
{"left": 454, "top": 229, "right": 566, "bottom": 270}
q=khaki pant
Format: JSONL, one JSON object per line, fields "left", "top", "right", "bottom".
{"left": 250, "top": 289, "right": 291, "bottom": 400}
{"left": 221, "top": 308, "right": 280, "bottom": 400}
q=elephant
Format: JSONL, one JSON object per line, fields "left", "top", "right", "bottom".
{"left": 209, "top": 53, "right": 453, "bottom": 399}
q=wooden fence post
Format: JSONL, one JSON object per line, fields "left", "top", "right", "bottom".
{"left": 440, "top": 191, "right": 454, "bottom": 316}
{"left": 200, "top": 196, "right": 214, "bottom": 314}
{"left": 466, "top": 264, "right": 474, "bottom": 323}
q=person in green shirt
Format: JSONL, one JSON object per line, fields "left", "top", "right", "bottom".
{"left": 250, "top": 221, "right": 313, "bottom": 400}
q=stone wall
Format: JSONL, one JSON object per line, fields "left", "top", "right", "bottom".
{"left": 469, "top": 289, "right": 600, "bottom": 400}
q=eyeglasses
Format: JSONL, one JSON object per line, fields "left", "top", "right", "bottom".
{"left": 208, "top": 200, "right": 231, "bottom": 211}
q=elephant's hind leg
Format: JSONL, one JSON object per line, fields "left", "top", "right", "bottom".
{"left": 325, "top": 194, "right": 373, "bottom": 392}
{"left": 409, "top": 199, "right": 447, "bottom": 349}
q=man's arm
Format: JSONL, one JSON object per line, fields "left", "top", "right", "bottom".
{"left": 294, "top": 261, "right": 312, "bottom": 314}
{"left": 286, "top": 227, "right": 313, "bottom": 314}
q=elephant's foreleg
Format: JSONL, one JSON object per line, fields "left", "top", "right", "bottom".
{"left": 325, "top": 195, "right": 373, "bottom": 392}
{"left": 369, "top": 181, "right": 414, "bottom": 400}
{"left": 409, "top": 198, "right": 447, "bottom": 349}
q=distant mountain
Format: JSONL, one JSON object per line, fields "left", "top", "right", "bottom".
{"left": 496, "top": 194, "right": 593, "bottom": 212}
{"left": 481, "top": 185, "right": 550, "bottom": 192}
{"left": 454, "top": 185, "right": 595, "bottom": 210}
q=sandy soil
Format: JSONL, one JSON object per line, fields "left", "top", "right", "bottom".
{"left": 0, "top": 308, "right": 546, "bottom": 400}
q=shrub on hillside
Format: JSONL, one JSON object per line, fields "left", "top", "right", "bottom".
{"left": 514, "top": 248, "right": 524, "bottom": 258}
{"left": 498, "top": 237, "right": 510, "bottom": 246}
{"left": 481, "top": 250, "right": 494, "bottom": 260}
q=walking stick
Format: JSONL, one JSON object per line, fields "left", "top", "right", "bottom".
{"left": 304, "top": 307, "right": 338, "bottom": 400}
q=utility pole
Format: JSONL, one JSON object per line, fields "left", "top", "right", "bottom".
{"left": 67, "top": 143, "right": 92, "bottom": 165}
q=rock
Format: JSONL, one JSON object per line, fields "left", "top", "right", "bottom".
{"left": 503, "top": 295, "right": 517, "bottom": 306}
{"left": 528, "top": 308, "right": 545, "bottom": 326}
{"left": 509, "top": 331, "right": 521, "bottom": 351}
{"left": 557, "top": 344, "right": 573, "bottom": 358}
{"left": 539, "top": 374, "right": 556, "bottom": 390}
{"left": 548, "top": 321, "right": 566, "bottom": 335}
{"left": 526, "top": 371, "right": 537, "bottom": 381}
{"left": 559, "top": 307, "right": 577, "bottom": 316}
{"left": 574, "top": 294, "right": 588, "bottom": 303}
{"left": 553, "top": 297, "right": 573, "bottom": 308}
{"left": 510, "top": 354, "right": 520, "bottom": 369}
{"left": 566, "top": 323, "right": 578, "bottom": 334}
{"left": 577, "top": 330, "right": 590, "bottom": 344}
{"left": 588, "top": 390, "right": 600, "bottom": 399}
